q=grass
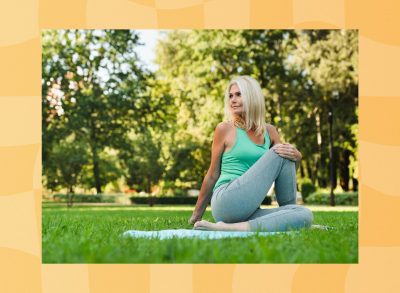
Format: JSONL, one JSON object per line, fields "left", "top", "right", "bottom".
{"left": 42, "top": 204, "right": 358, "bottom": 263}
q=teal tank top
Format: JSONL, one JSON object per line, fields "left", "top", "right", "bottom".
{"left": 213, "top": 127, "right": 271, "bottom": 192}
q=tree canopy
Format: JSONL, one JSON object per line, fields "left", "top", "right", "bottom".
{"left": 42, "top": 29, "right": 358, "bottom": 197}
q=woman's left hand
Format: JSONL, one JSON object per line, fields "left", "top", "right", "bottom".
{"left": 272, "top": 143, "right": 302, "bottom": 162}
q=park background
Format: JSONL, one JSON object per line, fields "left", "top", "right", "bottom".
{"left": 42, "top": 29, "right": 358, "bottom": 207}
{"left": 1, "top": 0, "right": 400, "bottom": 292}
{"left": 40, "top": 29, "right": 358, "bottom": 264}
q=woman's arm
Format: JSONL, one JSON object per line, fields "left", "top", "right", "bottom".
{"left": 267, "top": 124, "right": 302, "bottom": 169}
{"left": 189, "top": 122, "right": 228, "bottom": 224}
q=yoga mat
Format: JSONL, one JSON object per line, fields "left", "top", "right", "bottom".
{"left": 122, "top": 229, "right": 297, "bottom": 240}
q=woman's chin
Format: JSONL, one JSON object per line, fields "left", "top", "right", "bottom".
{"left": 233, "top": 112, "right": 244, "bottom": 117}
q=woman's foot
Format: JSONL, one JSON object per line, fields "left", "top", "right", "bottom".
{"left": 310, "top": 224, "right": 334, "bottom": 230}
{"left": 193, "top": 220, "right": 250, "bottom": 231}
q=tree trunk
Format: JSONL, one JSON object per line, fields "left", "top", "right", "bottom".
{"left": 147, "top": 174, "right": 152, "bottom": 194}
{"left": 305, "top": 160, "right": 315, "bottom": 185}
{"left": 67, "top": 186, "right": 74, "bottom": 208}
{"left": 352, "top": 177, "right": 359, "bottom": 191}
{"left": 328, "top": 103, "right": 335, "bottom": 206}
{"left": 333, "top": 147, "right": 338, "bottom": 190}
{"left": 90, "top": 111, "right": 102, "bottom": 194}
{"left": 300, "top": 162, "right": 305, "bottom": 178}
{"left": 339, "top": 149, "right": 351, "bottom": 191}
{"left": 92, "top": 150, "right": 102, "bottom": 194}
{"left": 315, "top": 110, "right": 327, "bottom": 188}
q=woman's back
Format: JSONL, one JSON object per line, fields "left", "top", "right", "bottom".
{"left": 213, "top": 122, "right": 271, "bottom": 191}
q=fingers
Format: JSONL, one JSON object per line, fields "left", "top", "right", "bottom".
{"left": 276, "top": 153, "right": 296, "bottom": 161}
{"left": 273, "top": 144, "right": 295, "bottom": 152}
{"left": 275, "top": 153, "right": 295, "bottom": 161}
{"left": 273, "top": 144, "right": 297, "bottom": 161}
{"left": 274, "top": 146, "right": 294, "bottom": 156}
{"left": 189, "top": 217, "right": 201, "bottom": 225}
{"left": 271, "top": 143, "right": 283, "bottom": 150}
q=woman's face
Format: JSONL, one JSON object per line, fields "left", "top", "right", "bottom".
{"left": 229, "top": 84, "right": 243, "bottom": 116}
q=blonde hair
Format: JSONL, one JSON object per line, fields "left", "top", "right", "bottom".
{"left": 224, "top": 76, "right": 266, "bottom": 136}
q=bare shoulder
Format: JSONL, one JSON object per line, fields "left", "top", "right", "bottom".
{"left": 216, "top": 121, "right": 233, "bottom": 131}
{"left": 215, "top": 121, "right": 234, "bottom": 136}
{"left": 265, "top": 123, "right": 278, "bottom": 133}
{"left": 265, "top": 123, "right": 281, "bottom": 146}
{"left": 214, "top": 121, "right": 236, "bottom": 149}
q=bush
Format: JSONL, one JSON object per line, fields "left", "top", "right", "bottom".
{"left": 51, "top": 193, "right": 274, "bottom": 206}
{"left": 53, "top": 194, "right": 117, "bottom": 203}
{"left": 129, "top": 196, "right": 272, "bottom": 206}
{"left": 306, "top": 191, "right": 358, "bottom": 206}
{"left": 130, "top": 196, "right": 196, "bottom": 205}
{"left": 300, "top": 178, "right": 317, "bottom": 203}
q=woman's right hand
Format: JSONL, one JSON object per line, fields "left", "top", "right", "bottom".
{"left": 188, "top": 213, "right": 202, "bottom": 225}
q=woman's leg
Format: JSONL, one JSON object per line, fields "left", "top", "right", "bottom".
{"left": 247, "top": 205, "right": 313, "bottom": 232}
{"left": 200, "top": 149, "right": 313, "bottom": 232}
{"left": 211, "top": 149, "right": 296, "bottom": 223}
{"left": 195, "top": 205, "right": 313, "bottom": 232}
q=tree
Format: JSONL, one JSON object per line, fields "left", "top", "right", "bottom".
{"left": 155, "top": 29, "right": 358, "bottom": 197}
{"left": 289, "top": 30, "right": 358, "bottom": 204}
{"left": 42, "top": 30, "right": 154, "bottom": 193}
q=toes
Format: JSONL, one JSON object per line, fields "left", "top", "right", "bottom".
{"left": 194, "top": 221, "right": 210, "bottom": 230}
{"left": 194, "top": 220, "right": 206, "bottom": 228}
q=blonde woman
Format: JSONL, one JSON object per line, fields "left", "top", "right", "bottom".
{"left": 189, "top": 76, "right": 313, "bottom": 232}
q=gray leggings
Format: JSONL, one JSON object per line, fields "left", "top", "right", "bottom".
{"left": 211, "top": 149, "right": 313, "bottom": 232}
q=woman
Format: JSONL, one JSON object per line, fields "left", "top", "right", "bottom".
{"left": 188, "top": 76, "right": 313, "bottom": 232}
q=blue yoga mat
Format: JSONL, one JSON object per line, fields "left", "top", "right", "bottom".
{"left": 122, "top": 229, "right": 296, "bottom": 240}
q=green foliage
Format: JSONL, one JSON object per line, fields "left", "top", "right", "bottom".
{"left": 44, "top": 136, "right": 89, "bottom": 192}
{"left": 288, "top": 30, "right": 358, "bottom": 189}
{"left": 130, "top": 196, "right": 197, "bottom": 205}
{"left": 119, "top": 128, "right": 164, "bottom": 193}
{"left": 155, "top": 29, "right": 358, "bottom": 192}
{"left": 53, "top": 193, "right": 117, "bottom": 203}
{"left": 42, "top": 30, "right": 167, "bottom": 193}
{"left": 129, "top": 196, "right": 271, "bottom": 205}
{"left": 307, "top": 192, "right": 358, "bottom": 206}
{"left": 42, "top": 29, "right": 358, "bottom": 197}
{"left": 300, "top": 178, "right": 317, "bottom": 203}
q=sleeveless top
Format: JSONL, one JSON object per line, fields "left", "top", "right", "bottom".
{"left": 213, "top": 126, "right": 271, "bottom": 192}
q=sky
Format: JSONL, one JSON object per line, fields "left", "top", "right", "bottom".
{"left": 134, "top": 30, "right": 167, "bottom": 72}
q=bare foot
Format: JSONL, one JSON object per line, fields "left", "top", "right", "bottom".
{"left": 310, "top": 224, "right": 334, "bottom": 230}
{"left": 193, "top": 220, "right": 222, "bottom": 230}
{"left": 193, "top": 220, "right": 250, "bottom": 231}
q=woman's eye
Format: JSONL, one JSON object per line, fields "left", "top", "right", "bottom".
{"left": 229, "top": 94, "right": 233, "bottom": 98}
{"left": 236, "top": 92, "right": 241, "bottom": 97}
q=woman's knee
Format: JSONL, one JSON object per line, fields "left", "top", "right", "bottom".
{"left": 212, "top": 203, "right": 251, "bottom": 223}
{"left": 298, "top": 206, "right": 313, "bottom": 227}
{"left": 284, "top": 205, "right": 313, "bottom": 227}
{"left": 282, "top": 156, "right": 296, "bottom": 168}
{"left": 212, "top": 209, "right": 247, "bottom": 223}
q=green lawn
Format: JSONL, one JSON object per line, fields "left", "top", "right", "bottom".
{"left": 42, "top": 204, "right": 358, "bottom": 263}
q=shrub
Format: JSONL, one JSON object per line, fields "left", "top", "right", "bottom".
{"left": 129, "top": 196, "right": 272, "bottom": 206}
{"left": 306, "top": 191, "right": 358, "bottom": 206}
{"left": 51, "top": 193, "right": 274, "bottom": 206}
{"left": 52, "top": 194, "right": 117, "bottom": 203}
{"left": 300, "top": 178, "right": 317, "bottom": 203}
